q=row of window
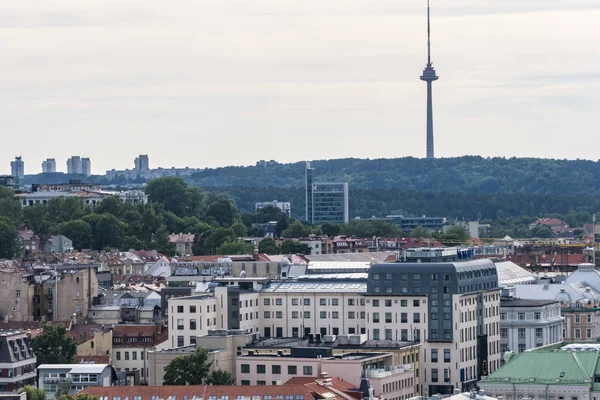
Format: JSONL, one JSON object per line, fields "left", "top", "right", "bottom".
{"left": 241, "top": 364, "right": 312, "bottom": 376}
{"left": 500, "top": 311, "right": 557, "bottom": 321}
{"left": 430, "top": 349, "right": 451, "bottom": 363}
{"left": 115, "top": 350, "right": 145, "bottom": 361}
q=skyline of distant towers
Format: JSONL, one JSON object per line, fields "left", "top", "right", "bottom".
{"left": 10, "top": 156, "right": 24, "bottom": 180}
{"left": 42, "top": 158, "right": 57, "bottom": 173}
{"left": 420, "top": 0, "right": 439, "bottom": 159}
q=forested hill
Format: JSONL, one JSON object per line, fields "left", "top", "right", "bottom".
{"left": 187, "top": 157, "right": 600, "bottom": 194}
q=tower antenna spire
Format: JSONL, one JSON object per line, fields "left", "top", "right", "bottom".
{"left": 427, "top": 0, "right": 431, "bottom": 66}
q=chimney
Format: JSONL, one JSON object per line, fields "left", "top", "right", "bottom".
{"left": 151, "top": 250, "right": 157, "bottom": 258}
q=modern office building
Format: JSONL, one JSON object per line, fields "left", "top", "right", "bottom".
{"left": 311, "top": 183, "right": 349, "bottom": 225}
{"left": 66, "top": 156, "right": 82, "bottom": 174}
{"left": 499, "top": 289, "right": 564, "bottom": 356}
{"left": 10, "top": 157, "right": 24, "bottom": 181}
{"left": 305, "top": 162, "right": 349, "bottom": 225}
{"left": 367, "top": 248, "right": 502, "bottom": 396}
{"left": 255, "top": 200, "right": 291, "bottom": 217}
{"left": 41, "top": 158, "right": 57, "bottom": 173}
{"left": 82, "top": 158, "right": 91, "bottom": 176}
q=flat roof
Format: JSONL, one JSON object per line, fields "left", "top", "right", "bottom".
{"left": 500, "top": 297, "right": 560, "bottom": 307}
{"left": 245, "top": 337, "right": 417, "bottom": 350}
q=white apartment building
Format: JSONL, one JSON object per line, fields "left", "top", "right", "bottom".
{"left": 167, "top": 286, "right": 260, "bottom": 348}
{"left": 167, "top": 249, "right": 502, "bottom": 396}
{"left": 499, "top": 292, "right": 564, "bottom": 355}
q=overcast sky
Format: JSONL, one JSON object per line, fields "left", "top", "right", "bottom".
{"left": 2, "top": 0, "right": 599, "bottom": 174}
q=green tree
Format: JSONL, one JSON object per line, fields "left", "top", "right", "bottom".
{"left": 163, "top": 348, "right": 212, "bottom": 385}
{"left": 54, "top": 220, "right": 93, "bottom": 250}
{"left": 527, "top": 223, "right": 554, "bottom": 238}
{"left": 434, "top": 225, "right": 470, "bottom": 246}
{"left": 280, "top": 239, "right": 311, "bottom": 255}
{"left": 93, "top": 196, "right": 123, "bottom": 218}
{"left": 205, "top": 197, "right": 239, "bottom": 227}
{"left": 195, "top": 228, "right": 236, "bottom": 255}
{"left": 22, "top": 204, "right": 51, "bottom": 236}
{"left": 258, "top": 238, "right": 279, "bottom": 254}
{"left": 153, "top": 225, "right": 175, "bottom": 256}
{"left": 0, "top": 218, "right": 19, "bottom": 259}
{"left": 83, "top": 214, "right": 126, "bottom": 250}
{"left": 20, "top": 386, "right": 46, "bottom": 400}
{"left": 215, "top": 241, "right": 254, "bottom": 255}
{"left": 230, "top": 222, "right": 248, "bottom": 237}
{"left": 205, "top": 369, "right": 235, "bottom": 385}
{"left": 55, "top": 380, "right": 73, "bottom": 398}
{"left": 46, "top": 197, "right": 89, "bottom": 225}
{"left": 75, "top": 394, "right": 99, "bottom": 400}
{"left": 339, "top": 220, "right": 401, "bottom": 237}
{"left": 146, "top": 177, "right": 194, "bottom": 217}
{"left": 281, "top": 221, "right": 312, "bottom": 238}
{"left": 411, "top": 226, "right": 432, "bottom": 238}
{"left": 0, "top": 196, "right": 22, "bottom": 224}
{"left": 320, "top": 222, "right": 341, "bottom": 237}
{"left": 31, "top": 324, "right": 77, "bottom": 365}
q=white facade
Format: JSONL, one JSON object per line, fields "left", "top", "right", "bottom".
{"left": 500, "top": 297, "right": 564, "bottom": 355}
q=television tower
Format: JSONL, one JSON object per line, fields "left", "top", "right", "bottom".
{"left": 420, "top": 0, "right": 439, "bottom": 159}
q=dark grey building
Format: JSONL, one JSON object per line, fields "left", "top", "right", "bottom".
{"left": 305, "top": 162, "right": 314, "bottom": 222}
{"left": 311, "top": 182, "right": 349, "bottom": 225}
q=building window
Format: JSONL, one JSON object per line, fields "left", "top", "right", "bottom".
{"left": 373, "top": 313, "right": 380, "bottom": 323}
{"left": 177, "top": 306, "right": 184, "bottom": 313}
{"left": 588, "top": 315, "right": 592, "bottom": 323}
{"left": 303, "top": 366, "right": 313, "bottom": 376}
{"left": 292, "top": 311, "right": 299, "bottom": 319}
{"left": 575, "top": 329, "right": 581, "bottom": 339}
{"left": 288, "top": 366, "right": 297, "bottom": 374}
{"left": 320, "top": 298, "right": 327, "bottom": 306}
{"left": 401, "top": 313, "right": 407, "bottom": 323}
{"left": 413, "top": 313, "right": 420, "bottom": 323}
{"left": 257, "top": 381, "right": 266, "bottom": 386}
{"left": 275, "top": 298, "right": 282, "bottom": 306}
{"left": 518, "top": 328, "right": 525, "bottom": 338}
{"left": 444, "top": 349, "right": 451, "bottom": 363}
{"left": 500, "top": 313, "right": 507, "bottom": 320}
{"left": 304, "top": 311, "right": 310, "bottom": 318}
{"left": 348, "top": 311, "right": 355, "bottom": 319}
{"left": 292, "top": 298, "right": 299, "bottom": 306}
{"left": 177, "top": 336, "right": 184, "bottom": 347}
{"left": 190, "top": 319, "right": 197, "bottom": 330}
{"left": 16, "top": 290, "right": 20, "bottom": 297}
{"left": 272, "top": 365, "right": 281, "bottom": 374}
{"left": 386, "top": 274, "right": 393, "bottom": 281}
{"left": 116, "top": 352, "right": 121, "bottom": 360}
{"left": 518, "top": 313, "right": 525, "bottom": 320}
{"left": 413, "top": 300, "right": 419, "bottom": 307}
{"left": 431, "top": 274, "right": 438, "bottom": 281}
{"left": 401, "top": 300, "right": 407, "bottom": 307}
{"left": 177, "top": 319, "right": 184, "bottom": 330}
{"left": 536, "top": 328, "right": 543, "bottom": 338}
{"left": 124, "top": 352, "right": 129, "bottom": 360}
{"left": 501, "top": 328, "right": 507, "bottom": 338}
{"left": 320, "top": 311, "right": 327, "bottom": 319}
{"left": 304, "top": 299, "right": 310, "bottom": 306}
{"left": 385, "top": 299, "right": 392, "bottom": 307}
{"left": 518, "top": 344, "right": 526, "bottom": 353}
{"left": 431, "top": 349, "right": 438, "bottom": 362}
{"left": 264, "top": 298, "right": 271, "bottom": 306}
{"left": 241, "top": 380, "right": 250, "bottom": 386}
{"left": 190, "top": 336, "right": 197, "bottom": 345}
{"left": 332, "top": 312, "right": 339, "bottom": 319}
{"left": 534, "top": 312, "right": 541, "bottom": 320}
{"left": 264, "top": 311, "right": 271, "bottom": 319}
{"left": 373, "top": 274, "right": 380, "bottom": 281}
{"left": 401, "top": 329, "right": 408, "bottom": 341}
{"left": 190, "top": 306, "right": 196, "bottom": 313}
{"left": 587, "top": 328, "right": 592, "bottom": 338}
{"left": 373, "top": 329, "right": 380, "bottom": 340}
{"left": 132, "top": 351, "right": 137, "bottom": 360}
{"left": 348, "top": 298, "right": 355, "bottom": 306}
{"left": 257, "top": 365, "right": 266, "bottom": 374}
{"left": 431, "top": 369, "right": 438, "bottom": 382}
{"left": 373, "top": 300, "right": 379, "bottom": 307}
{"left": 385, "top": 313, "right": 392, "bottom": 323}
{"left": 276, "top": 311, "right": 283, "bottom": 319}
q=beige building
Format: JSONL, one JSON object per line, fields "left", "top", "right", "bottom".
{"left": 236, "top": 349, "right": 418, "bottom": 399}
{"left": 0, "top": 265, "right": 35, "bottom": 322}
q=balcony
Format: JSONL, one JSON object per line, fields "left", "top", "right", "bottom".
{"left": 364, "top": 364, "right": 412, "bottom": 379}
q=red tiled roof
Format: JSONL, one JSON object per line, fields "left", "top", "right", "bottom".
{"left": 79, "top": 385, "right": 313, "bottom": 399}
{"left": 286, "top": 377, "right": 362, "bottom": 400}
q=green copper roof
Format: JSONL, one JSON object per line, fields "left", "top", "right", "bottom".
{"left": 483, "top": 350, "right": 599, "bottom": 385}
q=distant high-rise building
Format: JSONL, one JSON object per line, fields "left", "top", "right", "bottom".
{"left": 305, "top": 162, "right": 349, "bottom": 225}
{"left": 420, "top": 0, "right": 439, "bottom": 159}
{"left": 10, "top": 156, "right": 24, "bottom": 180}
{"left": 66, "top": 156, "right": 83, "bottom": 174}
{"left": 134, "top": 155, "right": 150, "bottom": 173}
{"left": 41, "top": 158, "right": 57, "bottom": 173}
{"left": 311, "top": 182, "right": 349, "bottom": 225}
{"left": 305, "top": 162, "right": 314, "bottom": 222}
{"left": 82, "top": 158, "right": 91, "bottom": 176}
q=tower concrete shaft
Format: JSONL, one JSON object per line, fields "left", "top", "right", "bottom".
{"left": 420, "top": 0, "right": 438, "bottom": 159}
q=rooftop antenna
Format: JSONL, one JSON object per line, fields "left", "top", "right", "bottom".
{"left": 427, "top": 0, "right": 432, "bottom": 66}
